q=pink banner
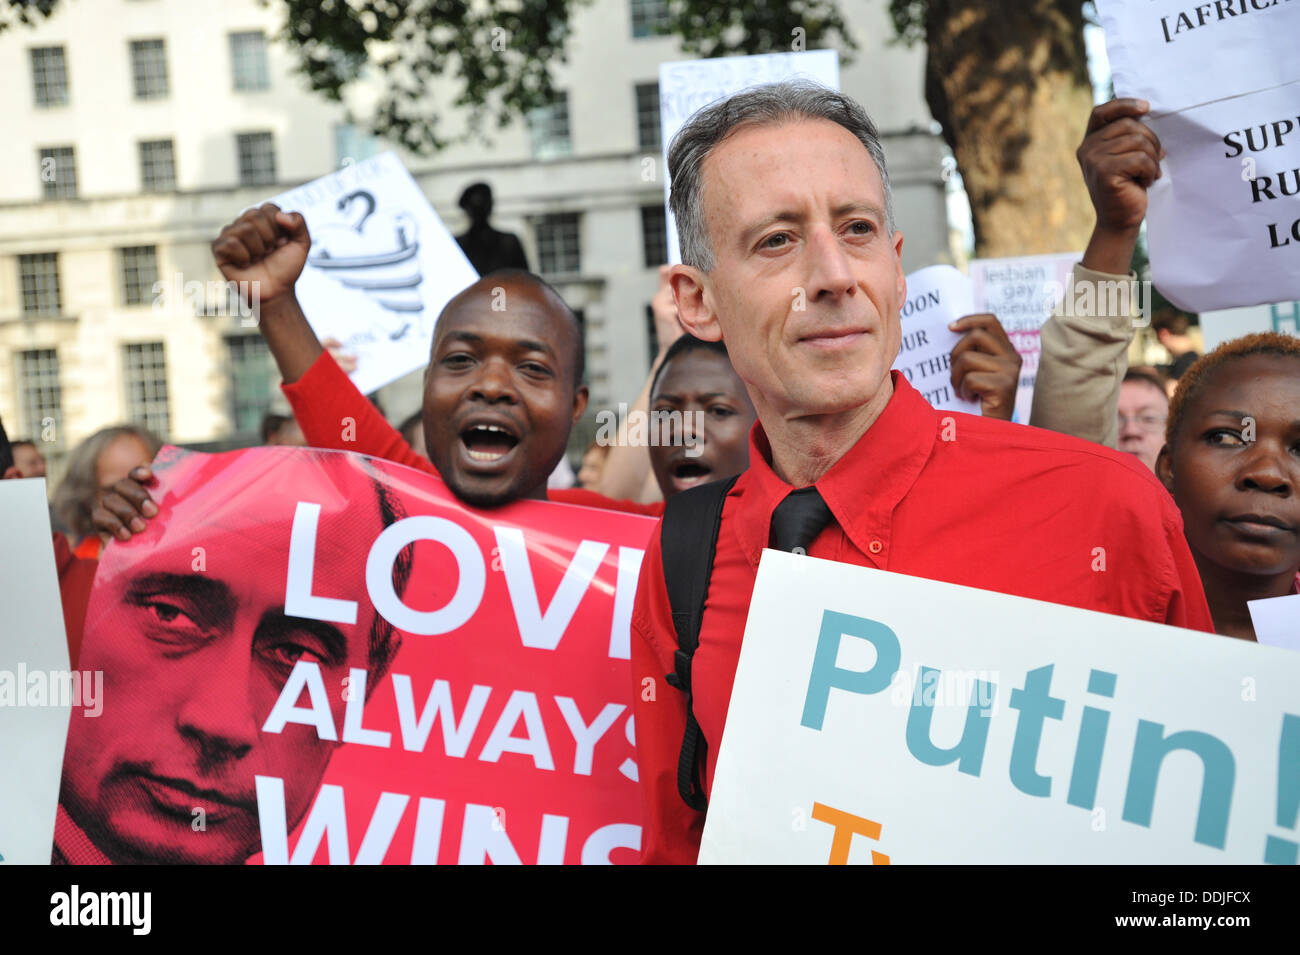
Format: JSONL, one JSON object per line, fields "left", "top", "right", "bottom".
{"left": 55, "top": 445, "right": 656, "bottom": 865}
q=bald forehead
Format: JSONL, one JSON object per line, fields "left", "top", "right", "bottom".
{"left": 435, "top": 275, "right": 580, "bottom": 368}
{"left": 452, "top": 273, "right": 564, "bottom": 310}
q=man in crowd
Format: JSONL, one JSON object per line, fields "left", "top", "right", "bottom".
{"left": 212, "top": 207, "right": 628, "bottom": 511}
{"left": 91, "top": 210, "right": 665, "bottom": 543}
{"left": 630, "top": 82, "right": 1213, "bottom": 862}
{"left": 11, "top": 439, "right": 47, "bottom": 479}
{"left": 1116, "top": 368, "right": 1170, "bottom": 472}
{"left": 56, "top": 447, "right": 411, "bottom": 864}
{"left": 1153, "top": 307, "right": 1201, "bottom": 386}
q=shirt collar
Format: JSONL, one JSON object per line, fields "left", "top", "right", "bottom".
{"left": 734, "top": 371, "right": 937, "bottom": 565}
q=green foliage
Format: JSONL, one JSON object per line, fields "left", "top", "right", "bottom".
{"left": 887, "top": 0, "right": 928, "bottom": 45}
{"left": 6, "top": 0, "right": 857, "bottom": 154}
{"left": 274, "top": 0, "right": 591, "bottom": 154}
{"left": 660, "top": 0, "right": 856, "bottom": 61}
{"left": 286, "top": 0, "right": 857, "bottom": 154}
{"left": 0, "top": 0, "right": 58, "bottom": 31}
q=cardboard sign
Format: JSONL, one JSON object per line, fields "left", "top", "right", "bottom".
{"left": 700, "top": 550, "right": 1300, "bottom": 864}
{"left": 0, "top": 479, "right": 73, "bottom": 865}
{"left": 54, "top": 446, "right": 655, "bottom": 865}
{"left": 891, "top": 265, "right": 981, "bottom": 415}
{"left": 1096, "top": 0, "right": 1300, "bottom": 311}
{"left": 658, "top": 50, "right": 839, "bottom": 264}
{"left": 970, "top": 253, "right": 1081, "bottom": 424}
{"left": 267, "top": 153, "right": 479, "bottom": 395}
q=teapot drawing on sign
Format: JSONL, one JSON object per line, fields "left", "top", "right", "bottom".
{"left": 309, "top": 189, "right": 426, "bottom": 341}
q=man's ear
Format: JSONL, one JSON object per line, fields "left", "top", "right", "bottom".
{"left": 669, "top": 265, "right": 722, "bottom": 343}
{"left": 572, "top": 384, "right": 589, "bottom": 423}
{"left": 892, "top": 229, "right": 907, "bottom": 308}
{"left": 1155, "top": 443, "right": 1175, "bottom": 493}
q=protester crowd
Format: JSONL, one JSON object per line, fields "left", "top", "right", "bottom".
{"left": 3, "top": 80, "right": 1297, "bottom": 866}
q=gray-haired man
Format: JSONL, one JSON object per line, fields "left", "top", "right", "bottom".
{"left": 629, "top": 81, "right": 1211, "bottom": 863}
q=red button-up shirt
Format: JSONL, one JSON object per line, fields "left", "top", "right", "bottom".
{"left": 630, "top": 371, "right": 1214, "bottom": 864}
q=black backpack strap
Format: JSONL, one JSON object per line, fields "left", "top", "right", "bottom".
{"left": 661, "top": 474, "right": 739, "bottom": 811}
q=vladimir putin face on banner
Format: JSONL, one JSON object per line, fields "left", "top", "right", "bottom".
{"left": 58, "top": 447, "right": 409, "bottom": 865}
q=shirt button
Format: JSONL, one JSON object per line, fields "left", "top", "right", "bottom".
{"left": 869, "top": 540, "right": 883, "bottom": 555}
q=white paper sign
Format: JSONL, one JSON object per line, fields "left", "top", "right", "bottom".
{"left": 700, "top": 550, "right": 1300, "bottom": 864}
{"left": 970, "top": 253, "right": 1081, "bottom": 424}
{"left": 891, "top": 265, "right": 981, "bottom": 415}
{"left": 1249, "top": 592, "right": 1300, "bottom": 652}
{"left": 1201, "top": 300, "right": 1300, "bottom": 351}
{"left": 1144, "top": 81, "right": 1300, "bottom": 312}
{"left": 1097, "top": 0, "right": 1300, "bottom": 115}
{"left": 0, "top": 479, "right": 72, "bottom": 865}
{"left": 268, "top": 153, "right": 479, "bottom": 395}
{"left": 659, "top": 50, "right": 840, "bottom": 264}
{"left": 1096, "top": 0, "right": 1300, "bottom": 312}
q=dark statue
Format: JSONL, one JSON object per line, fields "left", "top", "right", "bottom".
{"left": 455, "top": 182, "right": 530, "bottom": 276}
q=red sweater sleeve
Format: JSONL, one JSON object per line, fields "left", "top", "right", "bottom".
{"left": 54, "top": 531, "right": 96, "bottom": 669}
{"left": 630, "top": 521, "right": 706, "bottom": 864}
{"left": 281, "top": 351, "right": 436, "bottom": 476}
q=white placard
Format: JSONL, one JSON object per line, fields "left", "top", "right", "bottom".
{"left": 0, "top": 480, "right": 72, "bottom": 865}
{"left": 1095, "top": 0, "right": 1300, "bottom": 312}
{"left": 892, "top": 265, "right": 981, "bottom": 415}
{"left": 268, "top": 153, "right": 479, "bottom": 395}
{"left": 1250, "top": 593, "right": 1300, "bottom": 652}
{"left": 658, "top": 50, "right": 840, "bottom": 265}
{"left": 1097, "top": 0, "right": 1300, "bottom": 116}
{"left": 1200, "top": 300, "right": 1300, "bottom": 351}
{"left": 970, "top": 252, "right": 1081, "bottom": 424}
{"left": 1144, "top": 81, "right": 1300, "bottom": 312}
{"left": 700, "top": 550, "right": 1300, "bottom": 864}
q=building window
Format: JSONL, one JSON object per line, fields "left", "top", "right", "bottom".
{"left": 635, "top": 82, "right": 661, "bottom": 152}
{"left": 236, "top": 131, "right": 277, "bottom": 186}
{"left": 139, "top": 139, "right": 176, "bottom": 192}
{"left": 225, "top": 334, "right": 275, "bottom": 436}
{"left": 118, "top": 246, "right": 159, "bottom": 306}
{"left": 535, "top": 213, "right": 581, "bottom": 275}
{"left": 129, "top": 38, "right": 169, "bottom": 100}
{"left": 641, "top": 205, "right": 668, "bottom": 267}
{"left": 229, "top": 31, "right": 270, "bottom": 92}
{"left": 334, "top": 122, "right": 379, "bottom": 168}
{"left": 526, "top": 93, "right": 572, "bottom": 160}
{"left": 16, "top": 349, "right": 63, "bottom": 449}
{"left": 38, "top": 146, "right": 77, "bottom": 199}
{"left": 30, "top": 46, "right": 68, "bottom": 107}
{"left": 123, "top": 342, "right": 170, "bottom": 438}
{"left": 18, "top": 253, "right": 61, "bottom": 316}
{"left": 630, "top": 0, "right": 671, "bottom": 38}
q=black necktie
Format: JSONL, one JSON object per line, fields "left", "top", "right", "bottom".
{"left": 770, "top": 486, "right": 834, "bottom": 554}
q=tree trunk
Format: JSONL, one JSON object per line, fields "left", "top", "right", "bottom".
{"left": 924, "top": 0, "right": 1095, "bottom": 257}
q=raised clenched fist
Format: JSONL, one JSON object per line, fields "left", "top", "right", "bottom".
{"left": 211, "top": 203, "right": 311, "bottom": 308}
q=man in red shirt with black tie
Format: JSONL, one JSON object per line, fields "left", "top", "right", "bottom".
{"left": 630, "top": 82, "right": 1214, "bottom": 864}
